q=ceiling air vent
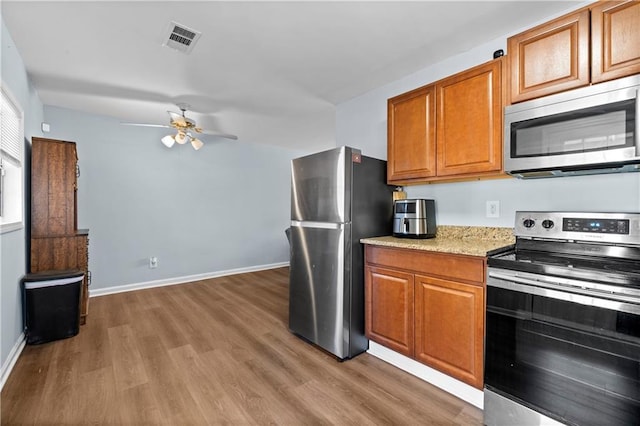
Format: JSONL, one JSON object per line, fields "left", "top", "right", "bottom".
{"left": 162, "top": 21, "right": 201, "bottom": 54}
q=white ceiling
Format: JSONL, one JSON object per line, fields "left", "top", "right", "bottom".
{"left": 2, "top": 1, "right": 575, "bottom": 152}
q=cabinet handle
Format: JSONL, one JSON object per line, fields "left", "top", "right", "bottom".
{"left": 87, "top": 270, "right": 92, "bottom": 286}
{"left": 76, "top": 164, "right": 80, "bottom": 178}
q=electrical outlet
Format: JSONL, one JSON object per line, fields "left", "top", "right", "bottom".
{"left": 149, "top": 256, "right": 158, "bottom": 269}
{"left": 486, "top": 201, "right": 500, "bottom": 218}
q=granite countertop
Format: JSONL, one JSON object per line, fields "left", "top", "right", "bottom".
{"left": 361, "top": 226, "right": 515, "bottom": 257}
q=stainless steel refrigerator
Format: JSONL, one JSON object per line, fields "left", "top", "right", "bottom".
{"left": 289, "top": 146, "right": 394, "bottom": 359}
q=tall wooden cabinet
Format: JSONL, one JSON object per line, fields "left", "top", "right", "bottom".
{"left": 508, "top": 1, "right": 640, "bottom": 103}
{"left": 30, "top": 137, "right": 90, "bottom": 325}
{"left": 364, "top": 245, "right": 486, "bottom": 389}
{"left": 387, "top": 58, "right": 504, "bottom": 185}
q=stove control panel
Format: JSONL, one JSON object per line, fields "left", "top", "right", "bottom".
{"left": 515, "top": 211, "right": 640, "bottom": 245}
{"left": 563, "top": 218, "right": 629, "bottom": 234}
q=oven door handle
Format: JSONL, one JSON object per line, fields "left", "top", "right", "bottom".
{"left": 488, "top": 271, "right": 640, "bottom": 315}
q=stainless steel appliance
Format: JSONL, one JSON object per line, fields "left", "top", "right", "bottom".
{"left": 289, "top": 146, "right": 393, "bottom": 359}
{"left": 484, "top": 211, "right": 640, "bottom": 426}
{"left": 504, "top": 74, "right": 640, "bottom": 178}
{"left": 392, "top": 199, "right": 436, "bottom": 238}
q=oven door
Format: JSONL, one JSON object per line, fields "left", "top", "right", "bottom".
{"left": 484, "top": 268, "right": 640, "bottom": 426}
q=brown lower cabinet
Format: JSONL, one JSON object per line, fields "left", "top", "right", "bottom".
{"left": 364, "top": 245, "right": 485, "bottom": 389}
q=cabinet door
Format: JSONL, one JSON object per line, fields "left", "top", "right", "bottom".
{"left": 31, "top": 138, "right": 78, "bottom": 236}
{"left": 414, "top": 274, "right": 484, "bottom": 389}
{"left": 387, "top": 85, "right": 436, "bottom": 183}
{"left": 508, "top": 9, "right": 590, "bottom": 103}
{"left": 436, "top": 59, "right": 503, "bottom": 177}
{"left": 365, "top": 266, "right": 414, "bottom": 357}
{"left": 591, "top": 1, "right": 640, "bottom": 84}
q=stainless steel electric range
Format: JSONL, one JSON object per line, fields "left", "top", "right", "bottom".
{"left": 484, "top": 211, "right": 640, "bottom": 426}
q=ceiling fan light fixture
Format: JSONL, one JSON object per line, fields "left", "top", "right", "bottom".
{"left": 161, "top": 134, "right": 175, "bottom": 148}
{"left": 124, "top": 105, "right": 237, "bottom": 152}
{"left": 175, "top": 131, "right": 188, "bottom": 144}
{"left": 191, "top": 137, "right": 204, "bottom": 150}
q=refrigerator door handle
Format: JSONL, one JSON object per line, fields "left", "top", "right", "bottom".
{"left": 291, "top": 220, "right": 344, "bottom": 230}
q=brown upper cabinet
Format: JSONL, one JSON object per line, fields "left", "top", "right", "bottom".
{"left": 387, "top": 85, "right": 437, "bottom": 182}
{"left": 509, "top": 1, "right": 640, "bottom": 103}
{"left": 387, "top": 58, "right": 504, "bottom": 185}
{"left": 435, "top": 60, "right": 503, "bottom": 178}
{"left": 591, "top": 1, "right": 640, "bottom": 83}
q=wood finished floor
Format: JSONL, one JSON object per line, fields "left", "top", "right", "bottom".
{"left": 1, "top": 267, "right": 482, "bottom": 425}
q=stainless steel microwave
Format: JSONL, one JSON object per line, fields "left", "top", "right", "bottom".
{"left": 504, "top": 74, "right": 640, "bottom": 178}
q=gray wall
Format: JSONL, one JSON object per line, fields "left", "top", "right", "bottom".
{"left": 337, "top": 22, "right": 640, "bottom": 226}
{"left": 1, "top": 19, "right": 44, "bottom": 381}
{"left": 43, "top": 106, "right": 302, "bottom": 291}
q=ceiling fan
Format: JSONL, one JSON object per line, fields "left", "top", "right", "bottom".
{"left": 122, "top": 103, "right": 238, "bottom": 150}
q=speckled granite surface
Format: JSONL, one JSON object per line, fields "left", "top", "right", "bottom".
{"left": 360, "top": 226, "right": 515, "bottom": 257}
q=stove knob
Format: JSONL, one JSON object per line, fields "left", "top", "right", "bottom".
{"left": 523, "top": 219, "right": 535, "bottom": 228}
{"left": 542, "top": 220, "right": 555, "bottom": 229}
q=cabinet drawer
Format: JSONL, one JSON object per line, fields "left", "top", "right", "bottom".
{"left": 365, "top": 245, "right": 484, "bottom": 284}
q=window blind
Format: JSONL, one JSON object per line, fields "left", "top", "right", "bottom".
{"left": 1, "top": 88, "right": 23, "bottom": 165}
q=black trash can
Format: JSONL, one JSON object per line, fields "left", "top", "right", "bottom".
{"left": 22, "top": 270, "right": 84, "bottom": 345}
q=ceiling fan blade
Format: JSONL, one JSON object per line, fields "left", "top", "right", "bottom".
{"left": 198, "top": 129, "right": 238, "bottom": 140}
{"left": 121, "top": 122, "right": 171, "bottom": 129}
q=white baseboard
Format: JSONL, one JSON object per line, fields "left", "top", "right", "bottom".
{"left": 367, "top": 341, "right": 484, "bottom": 409}
{"left": 89, "top": 262, "right": 290, "bottom": 298}
{"left": 1, "top": 332, "right": 26, "bottom": 392}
